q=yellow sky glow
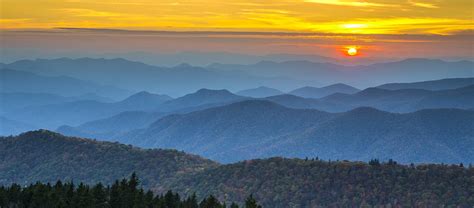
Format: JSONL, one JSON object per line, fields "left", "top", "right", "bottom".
{"left": 1, "top": 0, "right": 473, "bottom": 35}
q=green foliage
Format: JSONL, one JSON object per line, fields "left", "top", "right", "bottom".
{"left": 0, "top": 175, "right": 252, "bottom": 208}
{"left": 2, "top": 131, "right": 473, "bottom": 207}
{"left": 0, "top": 130, "right": 217, "bottom": 188}
{"left": 169, "top": 158, "right": 474, "bottom": 207}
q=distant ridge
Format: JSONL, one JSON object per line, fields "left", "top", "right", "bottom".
{"left": 118, "top": 100, "right": 474, "bottom": 163}
{"left": 289, "top": 83, "right": 360, "bottom": 98}
{"left": 156, "top": 88, "right": 246, "bottom": 112}
{"left": 377, "top": 77, "right": 474, "bottom": 90}
{"left": 236, "top": 86, "right": 283, "bottom": 98}
{"left": 0, "top": 68, "right": 130, "bottom": 99}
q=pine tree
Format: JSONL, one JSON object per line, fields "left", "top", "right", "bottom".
{"left": 244, "top": 194, "right": 262, "bottom": 208}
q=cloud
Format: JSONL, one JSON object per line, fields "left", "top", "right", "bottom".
{"left": 304, "top": 0, "right": 397, "bottom": 7}
{"left": 60, "top": 8, "right": 122, "bottom": 17}
{"left": 408, "top": 1, "right": 439, "bottom": 9}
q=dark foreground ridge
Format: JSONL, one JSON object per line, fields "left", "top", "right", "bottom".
{"left": 0, "top": 174, "right": 262, "bottom": 208}
{"left": 1, "top": 130, "right": 473, "bottom": 207}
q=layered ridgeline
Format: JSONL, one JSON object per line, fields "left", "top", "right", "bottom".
{"left": 0, "top": 69, "right": 129, "bottom": 99}
{"left": 376, "top": 77, "right": 474, "bottom": 91}
{"left": 2, "top": 91, "right": 172, "bottom": 131}
{"left": 4, "top": 58, "right": 473, "bottom": 95}
{"left": 236, "top": 86, "right": 283, "bottom": 98}
{"left": 289, "top": 83, "right": 360, "bottom": 98}
{"left": 112, "top": 100, "right": 474, "bottom": 164}
{"left": 1, "top": 131, "right": 473, "bottom": 207}
{"left": 55, "top": 81, "right": 474, "bottom": 141}
{"left": 4, "top": 78, "right": 473, "bottom": 135}
{"left": 267, "top": 84, "right": 474, "bottom": 113}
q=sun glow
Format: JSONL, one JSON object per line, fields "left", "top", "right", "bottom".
{"left": 346, "top": 47, "right": 358, "bottom": 56}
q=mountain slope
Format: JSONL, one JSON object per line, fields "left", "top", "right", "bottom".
{"left": 156, "top": 89, "right": 247, "bottom": 112}
{"left": 209, "top": 59, "right": 474, "bottom": 88}
{"left": 289, "top": 83, "right": 360, "bottom": 98}
{"left": 377, "top": 77, "right": 474, "bottom": 90}
{"left": 0, "top": 92, "right": 114, "bottom": 114}
{"left": 169, "top": 157, "right": 474, "bottom": 207}
{"left": 0, "top": 69, "right": 130, "bottom": 99}
{"left": 4, "top": 91, "right": 171, "bottom": 129}
{"left": 259, "top": 107, "right": 474, "bottom": 164}
{"left": 125, "top": 100, "right": 334, "bottom": 162}
{"left": 1, "top": 131, "right": 473, "bottom": 207}
{"left": 0, "top": 130, "right": 217, "bottom": 187}
{"left": 121, "top": 100, "right": 474, "bottom": 163}
{"left": 57, "top": 111, "right": 166, "bottom": 140}
{"left": 319, "top": 85, "right": 474, "bottom": 112}
{"left": 3, "top": 58, "right": 308, "bottom": 96}
{"left": 236, "top": 86, "right": 283, "bottom": 98}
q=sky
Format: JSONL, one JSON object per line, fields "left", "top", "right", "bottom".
{"left": 1, "top": 0, "right": 473, "bottom": 62}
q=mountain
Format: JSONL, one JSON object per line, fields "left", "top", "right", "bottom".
{"left": 6, "top": 58, "right": 472, "bottom": 95}
{"left": 236, "top": 86, "right": 283, "bottom": 98}
{"left": 289, "top": 83, "right": 360, "bottom": 98}
{"left": 209, "top": 59, "right": 474, "bottom": 88}
{"left": 2, "top": 58, "right": 312, "bottom": 96}
{"left": 261, "top": 94, "right": 344, "bottom": 110}
{"left": 3, "top": 131, "right": 472, "bottom": 207}
{"left": 70, "top": 92, "right": 115, "bottom": 103}
{"left": 16, "top": 84, "right": 473, "bottom": 137}
{"left": 120, "top": 100, "right": 474, "bottom": 163}
{"left": 320, "top": 85, "right": 474, "bottom": 112}
{"left": 0, "top": 92, "right": 73, "bottom": 114}
{"left": 259, "top": 107, "right": 474, "bottom": 164}
{"left": 55, "top": 89, "right": 246, "bottom": 139}
{"left": 412, "top": 85, "right": 474, "bottom": 110}
{"left": 169, "top": 157, "right": 473, "bottom": 207}
{"left": 57, "top": 111, "right": 166, "bottom": 140}
{"left": 115, "top": 91, "right": 172, "bottom": 110}
{"left": 4, "top": 91, "right": 171, "bottom": 130}
{"left": 156, "top": 89, "right": 247, "bottom": 112}
{"left": 0, "top": 92, "right": 114, "bottom": 114}
{"left": 0, "top": 117, "right": 36, "bottom": 136}
{"left": 0, "top": 69, "right": 130, "bottom": 99}
{"left": 0, "top": 130, "right": 216, "bottom": 187}
{"left": 377, "top": 77, "right": 474, "bottom": 90}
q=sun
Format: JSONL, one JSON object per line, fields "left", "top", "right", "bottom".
{"left": 347, "top": 47, "right": 358, "bottom": 56}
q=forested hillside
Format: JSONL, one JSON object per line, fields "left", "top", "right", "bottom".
{"left": 121, "top": 100, "right": 474, "bottom": 163}
{"left": 0, "top": 130, "right": 217, "bottom": 188}
{"left": 169, "top": 158, "right": 474, "bottom": 207}
{"left": 1, "top": 131, "right": 473, "bottom": 207}
{"left": 0, "top": 174, "right": 261, "bottom": 208}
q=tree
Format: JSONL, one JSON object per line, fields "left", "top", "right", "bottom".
{"left": 245, "top": 194, "right": 262, "bottom": 208}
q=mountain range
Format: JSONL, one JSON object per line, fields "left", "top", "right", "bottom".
{"left": 101, "top": 100, "right": 474, "bottom": 164}
{"left": 289, "top": 83, "right": 360, "bottom": 98}
{"left": 1, "top": 130, "right": 472, "bottom": 207}
{"left": 53, "top": 81, "right": 474, "bottom": 143}
{"left": 209, "top": 59, "right": 474, "bottom": 88}
{"left": 236, "top": 86, "right": 283, "bottom": 98}
{"left": 0, "top": 68, "right": 130, "bottom": 99}
{"left": 3, "top": 58, "right": 473, "bottom": 96}
{"left": 376, "top": 77, "right": 474, "bottom": 90}
{"left": 2, "top": 91, "right": 171, "bottom": 131}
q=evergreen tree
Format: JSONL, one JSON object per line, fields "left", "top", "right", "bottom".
{"left": 244, "top": 194, "right": 262, "bottom": 208}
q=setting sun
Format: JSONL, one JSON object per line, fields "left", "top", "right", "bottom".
{"left": 347, "top": 47, "right": 358, "bottom": 56}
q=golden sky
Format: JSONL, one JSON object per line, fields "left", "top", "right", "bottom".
{"left": 1, "top": 0, "right": 473, "bottom": 60}
{"left": 1, "top": 0, "right": 473, "bottom": 35}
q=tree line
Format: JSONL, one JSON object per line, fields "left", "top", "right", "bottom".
{"left": 0, "top": 173, "right": 261, "bottom": 208}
